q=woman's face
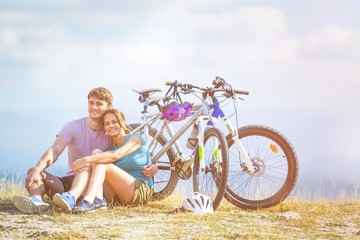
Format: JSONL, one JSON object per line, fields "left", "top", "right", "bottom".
{"left": 104, "top": 112, "right": 121, "bottom": 137}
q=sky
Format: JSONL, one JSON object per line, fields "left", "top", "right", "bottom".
{"left": 1, "top": 0, "right": 360, "bottom": 195}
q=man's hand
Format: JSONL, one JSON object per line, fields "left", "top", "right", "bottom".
{"left": 25, "top": 167, "right": 42, "bottom": 190}
{"left": 142, "top": 164, "right": 158, "bottom": 178}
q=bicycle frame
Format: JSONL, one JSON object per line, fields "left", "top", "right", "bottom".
{"left": 131, "top": 86, "right": 255, "bottom": 175}
{"left": 130, "top": 97, "right": 215, "bottom": 172}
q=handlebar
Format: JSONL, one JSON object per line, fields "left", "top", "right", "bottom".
{"left": 233, "top": 89, "right": 249, "bottom": 95}
{"left": 165, "top": 78, "right": 249, "bottom": 96}
{"left": 165, "top": 81, "right": 187, "bottom": 88}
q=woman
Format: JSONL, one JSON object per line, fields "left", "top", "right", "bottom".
{"left": 55, "top": 108, "right": 153, "bottom": 212}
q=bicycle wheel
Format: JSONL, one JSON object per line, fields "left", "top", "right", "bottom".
{"left": 225, "top": 125, "right": 298, "bottom": 209}
{"left": 192, "top": 127, "right": 229, "bottom": 210}
{"left": 128, "top": 123, "right": 178, "bottom": 200}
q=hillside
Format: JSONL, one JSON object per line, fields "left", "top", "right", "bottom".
{"left": 1, "top": 196, "right": 360, "bottom": 239}
{"left": 1, "top": 177, "right": 360, "bottom": 239}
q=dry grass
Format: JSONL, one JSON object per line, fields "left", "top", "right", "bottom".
{"left": 1, "top": 177, "right": 359, "bottom": 239}
{"left": 0, "top": 173, "right": 25, "bottom": 198}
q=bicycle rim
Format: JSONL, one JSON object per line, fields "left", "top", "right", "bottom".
{"left": 128, "top": 123, "right": 178, "bottom": 200}
{"left": 225, "top": 125, "right": 298, "bottom": 209}
{"left": 193, "top": 127, "right": 229, "bottom": 210}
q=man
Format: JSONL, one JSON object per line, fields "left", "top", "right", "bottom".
{"left": 13, "top": 87, "right": 157, "bottom": 213}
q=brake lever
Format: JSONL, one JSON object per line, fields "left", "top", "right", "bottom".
{"left": 237, "top": 96, "right": 245, "bottom": 101}
{"left": 180, "top": 84, "right": 194, "bottom": 94}
{"left": 213, "top": 76, "right": 228, "bottom": 89}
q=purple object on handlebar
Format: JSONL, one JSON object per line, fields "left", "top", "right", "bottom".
{"left": 162, "top": 101, "right": 192, "bottom": 121}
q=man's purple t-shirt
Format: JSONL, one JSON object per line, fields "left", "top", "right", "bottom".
{"left": 57, "top": 117, "right": 111, "bottom": 176}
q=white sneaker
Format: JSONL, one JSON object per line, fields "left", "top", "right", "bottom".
{"left": 13, "top": 196, "right": 51, "bottom": 213}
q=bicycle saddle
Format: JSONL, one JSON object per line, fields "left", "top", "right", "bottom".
{"left": 132, "top": 88, "right": 162, "bottom": 95}
{"left": 132, "top": 88, "right": 162, "bottom": 104}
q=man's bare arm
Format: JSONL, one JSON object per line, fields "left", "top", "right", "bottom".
{"left": 25, "top": 137, "right": 69, "bottom": 189}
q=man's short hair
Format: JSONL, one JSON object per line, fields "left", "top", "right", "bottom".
{"left": 88, "top": 87, "right": 113, "bottom": 105}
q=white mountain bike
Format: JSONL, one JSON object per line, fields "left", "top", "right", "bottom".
{"left": 129, "top": 83, "right": 229, "bottom": 210}
{"left": 131, "top": 77, "right": 298, "bottom": 210}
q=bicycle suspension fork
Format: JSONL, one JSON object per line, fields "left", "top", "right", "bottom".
{"left": 223, "top": 116, "right": 256, "bottom": 173}
{"left": 210, "top": 99, "right": 256, "bottom": 174}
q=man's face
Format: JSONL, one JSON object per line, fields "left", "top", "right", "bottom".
{"left": 88, "top": 96, "right": 111, "bottom": 120}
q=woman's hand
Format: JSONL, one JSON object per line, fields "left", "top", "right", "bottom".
{"left": 142, "top": 164, "right": 158, "bottom": 178}
{"left": 71, "top": 157, "right": 90, "bottom": 173}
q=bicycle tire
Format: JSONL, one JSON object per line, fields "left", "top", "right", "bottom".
{"left": 225, "top": 125, "right": 298, "bottom": 209}
{"left": 128, "top": 123, "right": 178, "bottom": 200}
{"left": 192, "top": 127, "right": 229, "bottom": 210}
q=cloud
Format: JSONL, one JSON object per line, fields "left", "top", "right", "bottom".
{"left": 0, "top": 10, "right": 37, "bottom": 25}
{"left": 1, "top": 3, "right": 359, "bottom": 115}
{"left": 1, "top": 28, "right": 19, "bottom": 46}
{"left": 0, "top": 1, "right": 360, "bottom": 185}
{"left": 181, "top": 5, "right": 287, "bottom": 43}
{"left": 300, "top": 26, "right": 360, "bottom": 62}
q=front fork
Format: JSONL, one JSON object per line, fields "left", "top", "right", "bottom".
{"left": 224, "top": 117, "right": 256, "bottom": 173}
{"left": 188, "top": 113, "right": 256, "bottom": 174}
{"left": 196, "top": 116, "right": 223, "bottom": 172}
{"left": 197, "top": 118, "right": 205, "bottom": 171}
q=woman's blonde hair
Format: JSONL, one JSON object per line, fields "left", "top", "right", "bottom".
{"left": 102, "top": 108, "right": 131, "bottom": 134}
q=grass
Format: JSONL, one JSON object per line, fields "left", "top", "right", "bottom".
{"left": 0, "top": 172, "right": 25, "bottom": 198}
{"left": 1, "top": 176, "right": 360, "bottom": 239}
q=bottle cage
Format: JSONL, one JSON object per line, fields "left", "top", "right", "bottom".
{"left": 161, "top": 101, "right": 192, "bottom": 121}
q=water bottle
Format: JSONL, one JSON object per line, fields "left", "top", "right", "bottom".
{"left": 186, "top": 124, "right": 198, "bottom": 149}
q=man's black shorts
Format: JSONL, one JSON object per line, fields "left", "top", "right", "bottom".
{"left": 59, "top": 175, "right": 75, "bottom": 192}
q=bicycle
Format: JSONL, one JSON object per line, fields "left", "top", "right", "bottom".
{"left": 160, "top": 77, "right": 299, "bottom": 209}
{"left": 131, "top": 77, "right": 299, "bottom": 209}
{"left": 129, "top": 85, "right": 229, "bottom": 210}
